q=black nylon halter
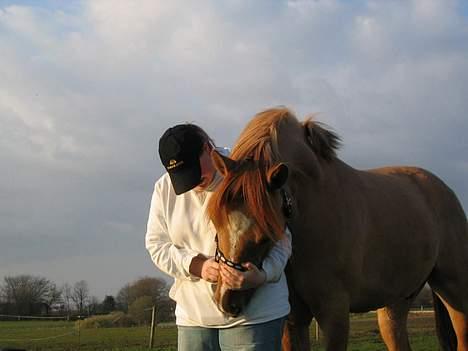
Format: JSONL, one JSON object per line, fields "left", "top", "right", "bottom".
{"left": 214, "top": 235, "right": 247, "bottom": 272}
{"left": 280, "top": 188, "right": 293, "bottom": 220}
{"left": 214, "top": 188, "right": 293, "bottom": 272}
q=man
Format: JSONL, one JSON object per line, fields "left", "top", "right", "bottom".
{"left": 145, "top": 123, "right": 291, "bottom": 351}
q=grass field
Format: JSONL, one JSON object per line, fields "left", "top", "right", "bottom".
{"left": 0, "top": 312, "right": 438, "bottom": 350}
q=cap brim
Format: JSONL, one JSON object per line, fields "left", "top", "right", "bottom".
{"left": 168, "top": 161, "right": 202, "bottom": 195}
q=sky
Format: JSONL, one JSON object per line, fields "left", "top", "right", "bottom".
{"left": 1, "top": 0, "right": 467, "bottom": 300}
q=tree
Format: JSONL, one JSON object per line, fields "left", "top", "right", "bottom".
{"left": 129, "top": 276, "right": 168, "bottom": 306}
{"left": 102, "top": 295, "right": 116, "bottom": 313}
{"left": 43, "top": 282, "right": 62, "bottom": 315}
{"left": 0, "top": 275, "right": 57, "bottom": 315}
{"left": 116, "top": 277, "right": 168, "bottom": 309}
{"left": 62, "top": 283, "right": 73, "bottom": 315}
{"left": 88, "top": 296, "right": 100, "bottom": 315}
{"left": 71, "top": 280, "right": 89, "bottom": 315}
{"left": 128, "top": 295, "right": 153, "bottom": 325}
{"left": 116, "top": 283, "right": 131, "bottom": 312}
{"left": 116, "top": 276, "right": 174, "bottom": 322}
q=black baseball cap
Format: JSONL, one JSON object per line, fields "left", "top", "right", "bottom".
{"left": 158, "top": 124, "right": 205, "bottom": 195}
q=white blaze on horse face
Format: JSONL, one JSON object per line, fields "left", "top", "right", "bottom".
{"left": 226, "top": 210, "right": 253, "bottom": 260}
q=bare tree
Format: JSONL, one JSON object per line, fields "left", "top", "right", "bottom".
{"left": 88, "top": 296, "right": 99, "bottom": 315}
{"left": 71, "top": 280, "right": 89, "bottom": 315}
{"left": 62, "top": 283, "right": 73, "bottom": 315}
{"left": 43, "top": 282, "right": 62, "bottom": 314}
{"left": 0, "top": 275, "right": 54, "bottom": 315}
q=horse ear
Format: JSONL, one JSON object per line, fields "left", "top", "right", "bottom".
{"left": 267, "top": 163, "right": 289, "bottom": 191}
{"left": 211, "top": 150, "right": 236, "bottom": 177}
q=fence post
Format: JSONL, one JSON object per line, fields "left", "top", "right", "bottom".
{"left": 149, "top": 306, "right": 157, "bottom": 348}
{"left": 315, "top": 318, "right": 319, "bottom": 341}
{"left": 77, "top": 315, "right": 81, "bottom": 351}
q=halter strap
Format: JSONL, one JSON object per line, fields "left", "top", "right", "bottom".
{"left": 280, "top": 188, "right": 293, "bottom": 219}
{"left": 214, "top": 235, "right": 247, "bottom": 272}
{"left": 214, "top": 188, "right": 293, "bottom": 273}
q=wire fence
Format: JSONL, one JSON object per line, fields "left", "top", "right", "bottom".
{"left": 0, "top": 314, "right": 69, "bottom": 320}
{"left": 0, "top": 310, "right": 436, "bottom": 350}
{"left": 0, "top": 331, "right": 77, "bottom": 342}
{"left": 0, "top": 310, "right": 176, "bottom": 350}
{"left": 0, "top": 314, "right": 78, "bottom": 345}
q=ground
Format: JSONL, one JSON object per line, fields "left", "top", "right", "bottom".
{"left": 0, "top": 311, "right": 438, "bottom": 350}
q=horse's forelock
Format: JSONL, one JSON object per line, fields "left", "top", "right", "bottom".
{"left": 212, "top": 167, "right": 284, "bottom": 243}
{"left": 208, "top": 108, "right": 296, "bottom": 242}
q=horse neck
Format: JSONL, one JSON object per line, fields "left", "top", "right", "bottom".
{"left": 288, "top": 157, "right": 359, "bottom": 208}
{"left": 322, "top": 157, "right": 358, "bottom": 186}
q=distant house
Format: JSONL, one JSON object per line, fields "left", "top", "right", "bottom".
{"left": 50, "top": 303, "right": 66, "bottom": 314}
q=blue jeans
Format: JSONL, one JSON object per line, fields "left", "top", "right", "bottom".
{"left": 177, "top": 317, "right": 286, "bottom": 351}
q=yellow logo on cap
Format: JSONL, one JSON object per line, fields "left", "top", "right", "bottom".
{"left": 167, "top": 159, "right": 184, "bottom": 170}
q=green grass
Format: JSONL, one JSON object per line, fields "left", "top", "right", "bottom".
{"left": 0, "top": 320, "right": 176, "bottom": 351}
{"left": 0, "top": 312, "right": 438, "bottom": 350}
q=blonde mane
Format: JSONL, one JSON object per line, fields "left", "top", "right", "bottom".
{"left": 207, "top": 107, "right": 297, "bottom": 242}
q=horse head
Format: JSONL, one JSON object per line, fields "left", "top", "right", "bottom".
{"left": 207, "top": 151, "right": 289, "bottom": 316}
{"left": 206, "top": 107, "right": 340, "bottom": 316}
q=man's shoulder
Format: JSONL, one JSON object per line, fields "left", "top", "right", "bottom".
{"left": 154, "top": 173, "right": 196, "bottom": 202}
{"left": 153, "top": 173, "right": 173, "bottom": 194}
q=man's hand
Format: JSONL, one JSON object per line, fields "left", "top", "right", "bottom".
{"left": 189, "top": 255, "right": 219, "bottom": 283}
{"left": 201, "top": 257, "right": 220, "bottom": 283}
{"left": 219, "top": 262, "right": 266, "bottom": 290}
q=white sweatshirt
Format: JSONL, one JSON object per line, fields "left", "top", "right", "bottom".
{"left": 145, "top": 172, "right": 291, "bottom": 327}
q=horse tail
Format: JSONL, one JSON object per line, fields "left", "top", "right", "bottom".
{"left": 433, "top": 291, "right": 457, "bottom": 351}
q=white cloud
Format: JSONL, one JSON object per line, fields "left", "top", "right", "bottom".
{"left": 1, "top": 0, "right": 467, "bottom": 297}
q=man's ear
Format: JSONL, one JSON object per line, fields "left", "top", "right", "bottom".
{"left": 211, "top": 150, "right": 237, "bottom": 177}
{"left": 266, "top": 163, "right": 289, "bottom": 190}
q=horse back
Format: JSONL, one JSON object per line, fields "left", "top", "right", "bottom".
{"left": 333, "top": 165, "right": 467, "bottom": 309}
{"left": 365, "top": 165, "right": 466, "bottom": 235}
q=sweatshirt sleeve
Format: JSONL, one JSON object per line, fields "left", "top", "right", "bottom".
{"left": 261, "top": 227, "right": 292, "bottom": 283}
{"left": 145, "top": 180, "right": 200, "bottom": 280}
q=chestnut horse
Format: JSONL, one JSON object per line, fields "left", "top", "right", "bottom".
{"left": 206, "top": 107, "right": 468, "bottom": 351}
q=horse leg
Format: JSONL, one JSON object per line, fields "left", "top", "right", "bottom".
{"left": 377, "top": 299, "right": 413, "bottom": 351}
{"left": 282, "top": 263, "right": 313, "bottom": 351}
{"left": 432, "top": 291, "right": 468, "bottom": 351}
{"left": 428, "top": 223, "right": 468, "bottom": 351}
{"left": 314, "top": 296, "right": 350, "bottom": 351}
{"left": 282, "top": 318, "right": 311, "bottom": 351}
{"left": 281, "top": 285, "right": 312, "bottom": 351}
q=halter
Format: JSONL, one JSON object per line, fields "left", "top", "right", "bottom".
{"left": 214, "top": 187, "right": 294, "bottom": 272}
{"left": 214, "top": 235, "right": 247, "bottom": 272}
{"left": 280, "top": 188, "right": 293, "bottom": 220}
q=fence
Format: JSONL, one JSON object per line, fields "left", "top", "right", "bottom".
{"left": 0, "top": 308, "right": 175, "bottom": 350}
{"left": 0, "top": 310, "right": 436, "bottom": 350}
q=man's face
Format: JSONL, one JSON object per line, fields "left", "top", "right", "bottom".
{"left": 194, "top": 143, "right": 216, "bottom": 192}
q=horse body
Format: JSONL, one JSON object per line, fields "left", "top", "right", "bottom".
{"left": 207, "top": 108, "right": 468, "bottom": 351}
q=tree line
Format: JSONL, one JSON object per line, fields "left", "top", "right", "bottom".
{"left": 0, "top": 275, "right": 175, "bottom": 323}
{"left": 0, "top": 274, "right": 433, "bottom": 324}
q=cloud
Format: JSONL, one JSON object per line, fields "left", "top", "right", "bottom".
{"left": 1, "top": 0, "right": 467, "bottom": 298}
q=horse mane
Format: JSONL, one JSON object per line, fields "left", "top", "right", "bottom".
{"left": 207, "top": 107, "right": 341, "bottom": 243}
{"left": 303, "top": 116, "right": 341, "bottom": 161}
{"left": 207, "top": 107, "right": 296, "bottom": 242}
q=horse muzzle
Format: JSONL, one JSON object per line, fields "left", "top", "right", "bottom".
{"left": 216, "top": 284, "right": 256, "bottom": 317}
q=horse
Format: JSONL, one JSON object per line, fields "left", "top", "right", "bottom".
{"left": 206, "top": 107, "right": 468, "bottom": 351}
